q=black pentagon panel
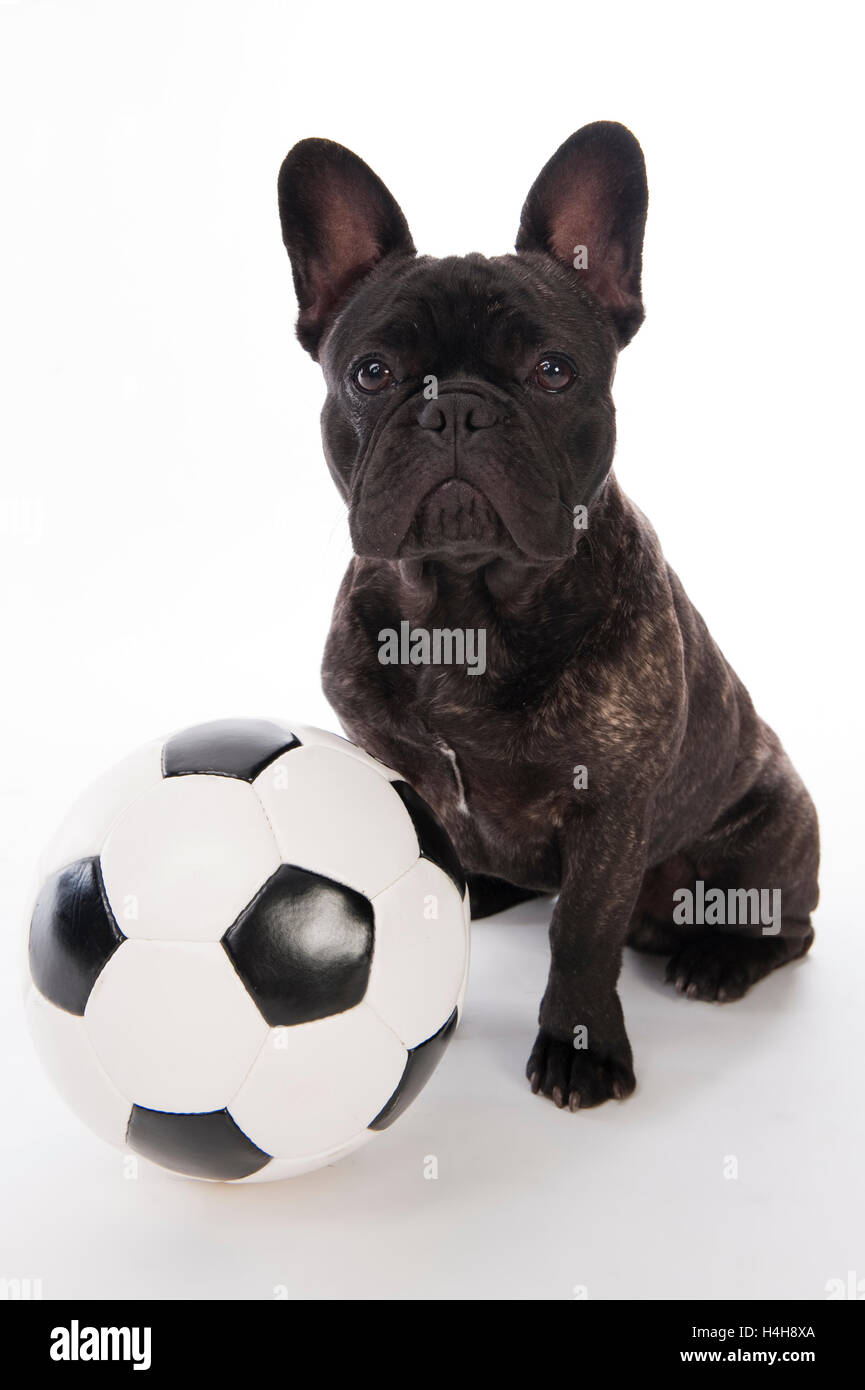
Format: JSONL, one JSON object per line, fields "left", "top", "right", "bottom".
{"left": 29, "top": 857, "right": 124, "bottom": 1016}
{"left": 162, "top": 717, "right": 300, "bottom": 782}
{"left": 368, "top": 1007, "right": 459, "bottom": 1131}
{"left": 222, "top": 864, "right": 374, "bottom": 1026}
{"left": 390, "top": 780, "right": 466, "bottom": 897}
{"left": 126, "top": 1105, "right": 271, "bottom": 1181}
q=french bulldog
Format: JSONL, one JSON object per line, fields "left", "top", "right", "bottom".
{"left": 277, "top": 122, "right": 819, "bottom": 1109}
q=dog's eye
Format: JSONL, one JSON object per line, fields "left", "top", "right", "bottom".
{"left": 535, "top": 356, "right": 577, "bottom": 391}
{"left": 354, "top": 360, "right": 394, "bottom": 393}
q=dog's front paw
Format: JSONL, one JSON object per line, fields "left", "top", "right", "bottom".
{"left": 525, "top": 1028, "right": 636, "bottom": 1110}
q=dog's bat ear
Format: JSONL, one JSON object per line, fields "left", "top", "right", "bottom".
{"left": 278, "top": 139, "right": 415, "bottom": 358}
{"left": 516, "top": 122, "right": 648, "bottom": 347}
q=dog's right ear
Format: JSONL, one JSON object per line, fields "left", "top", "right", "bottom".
{"left": 278, "top": 139, "right": 415, "bottom": 359}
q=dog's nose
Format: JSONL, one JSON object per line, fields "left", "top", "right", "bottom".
{"left": 417, "top": 394, "right": 498, "bottom": 433}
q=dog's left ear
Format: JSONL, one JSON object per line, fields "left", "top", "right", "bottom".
{"left": 516, "top": 121, "right": 648, "bottom": 346}
{"left": 278, "top": 138, "right": 415, "bottom": 358}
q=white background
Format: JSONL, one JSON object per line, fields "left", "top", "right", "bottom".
{"left": 1, "top": 0, "right": 862, "bottom": 1300}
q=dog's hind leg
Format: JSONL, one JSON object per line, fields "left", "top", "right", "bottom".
{"left": 630, "top": 744, "right": 819, "bottom": 1001}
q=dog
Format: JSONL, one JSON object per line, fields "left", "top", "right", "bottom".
{"left": 276, "top": 122, "right": 819, "bottom": 1109}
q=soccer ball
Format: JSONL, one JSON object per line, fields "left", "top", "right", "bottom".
{"left": 25, "top": 718, "right": 470, "bottom": 1182}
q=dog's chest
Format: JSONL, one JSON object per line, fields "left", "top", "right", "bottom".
{"left": 324, "top": 594, "right": 606, "bottom": 888}
{"left": 346, "top": 681, "right": 570, "bottom": 889}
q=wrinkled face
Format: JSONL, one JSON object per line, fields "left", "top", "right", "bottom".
{"left": 278, "top": 122, "right": 647, "bottom": 570}
{"left": 319, "top": 253, "right": 618, "bottom": 563}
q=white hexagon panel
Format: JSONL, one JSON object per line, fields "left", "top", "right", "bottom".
{"left": 253, "top": 745, "right": 419, "bottom": 899}
{"left": 367, "top": 857, "right": 468, "bottom": 1049}
{"left": 100, "top": 775, "right": 280, "bottom": 943}
{"left": 84, "top": 940, "right": 269, "bottom": 1112}
{"left": 229, "top": 1006, "right": 407, "bottom": 1160}
{"left": 24, "top": 986, "right": 131, "bottom": 1151}
{"left": 25, "top": 717, "right": 470, "bottom": 1182}
{"left": 36, "top": 737, "right": 165, "bottom": 883}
